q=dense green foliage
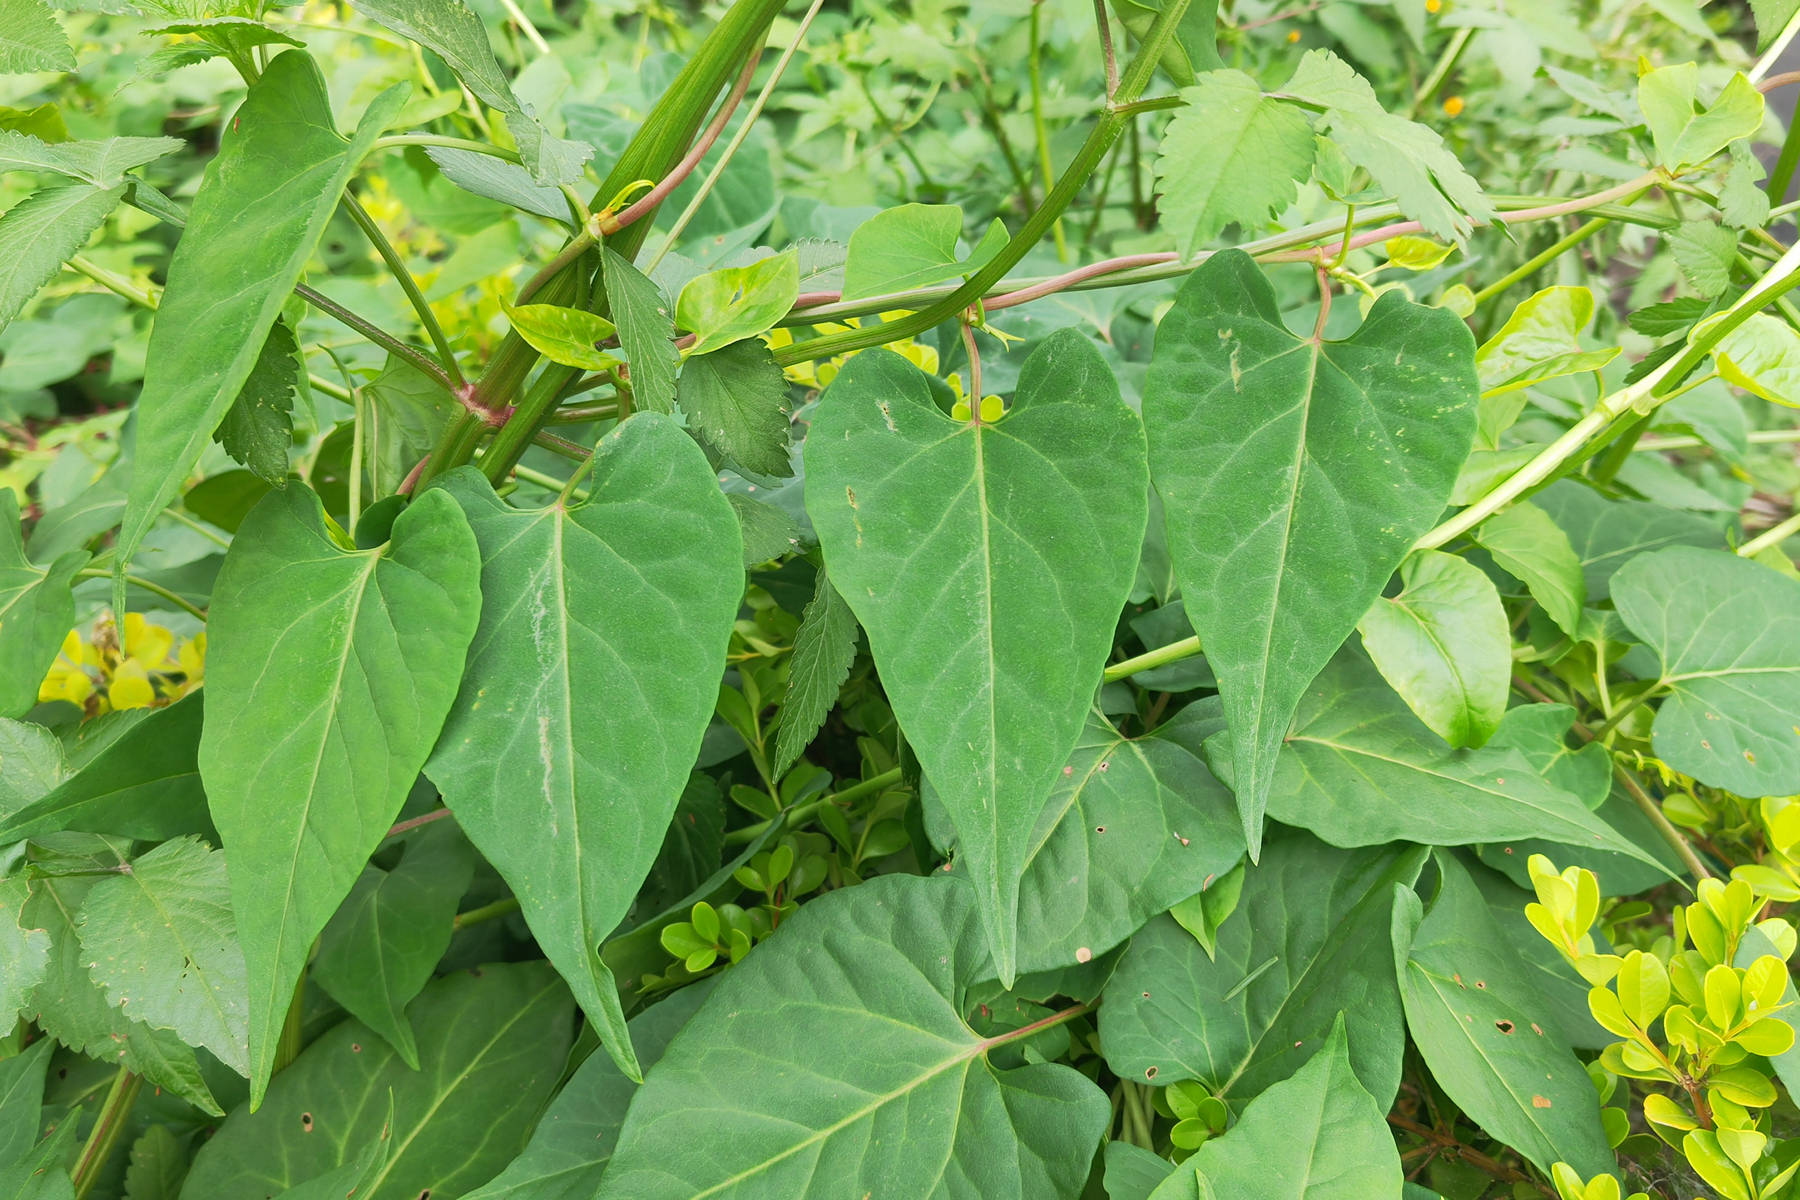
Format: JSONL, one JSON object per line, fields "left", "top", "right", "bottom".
{"left": 3, "top": 0, "right": 1800, "bottom": 1197}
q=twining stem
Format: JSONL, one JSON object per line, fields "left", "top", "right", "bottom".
{"left": 1741, "top": 508, "right": 1800, "bottom": 557}
{"left": 1103, "top": 635, "right": 1202, "bottom": 682}
{"left": 77, "top": 569, "right": 206, "bottom": 621}
{"left": 1616, "top": 766, "right": 1713, "bottom": 881}
{"left": 70, "top": 1068, "right": 141, "bottom": 1200}
{"left": 1469, "top": 216, "right": 1609, "bottom": 306}
{"left": 340, "top": 193, "right": 465, "bottom": 387}
{"left": 1405, "top": 26, "right": 1472, "bottom": 118}
{"left": 454, "top": 896, "right": 522, "bottom": 930}
{"left": 1029, "top": 2, "right": 1069, "bottom": 261}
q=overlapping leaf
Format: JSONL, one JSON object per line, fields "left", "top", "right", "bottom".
{"left": 0, "top": 488, "right": 84, "bottom": 718}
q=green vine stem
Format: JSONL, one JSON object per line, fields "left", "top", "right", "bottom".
{"left": 1029, "top": 1, "right": 1069, "bottom": 261}
{"left": 76, "top": 569, "right": 206, "bottom": 621}
{"left": 723, "top": 767, "right": 907, "bottom": 847}
{"left": 340, "top": 192, "right": 466, "bottom": 387}
{"left": 1104, "top": 635, "right": 1202, "bottom": 682}
{"left": 1741, "top": 508, "right": 1800, "bottom": 557}
{"left": 70, "top": 1068, "right": 141, "bottom": 1200}
{"left": 1615, "top": 765, "right": 1714, "bottom": 882}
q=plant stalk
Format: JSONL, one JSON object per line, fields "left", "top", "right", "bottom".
{"left": 70, "top": 1068, "right": 141, "bottom": 1200}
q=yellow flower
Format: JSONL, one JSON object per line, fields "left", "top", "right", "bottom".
{"left": 38, "top": 630, "right": 97, "bottom": 707}
{"left": 1426, "top": 0, "right": 1442, "bottom": 12}
{"left": 36, "top": 615, "right": 206, "bottom": 719}
{"left": 1442, "top": 96, "right": 1465, "bottom": 118}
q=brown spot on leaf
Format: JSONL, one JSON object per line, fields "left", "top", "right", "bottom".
{"left": 1495, "top": 1020, "right": 1515, "bottom": 1034}
{"left": 1145, "top": 1066, "right": 1159, "bottom": 1080}
{"left": 301, "top": 1113, "right": 314, "bottom": 1132}
{"left": 1532, "top": 1096, "right": 1552, "bottom": 1109}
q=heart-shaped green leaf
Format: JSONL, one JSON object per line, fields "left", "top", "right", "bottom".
{"left": 1143, "top": 249, "right": 1477, "bottom": 856}
{"left": 426, "top": 414, "right": 741, "bottom": 1081}
{"left": 199, "top": 483, "right": 480, "bottom": 1105}
{"left": 805, "top": 329, "right": 1148, "bottom": 978}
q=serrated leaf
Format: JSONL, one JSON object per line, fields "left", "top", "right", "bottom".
{"left": 676, "top": 338, "right": 792, "bottom": 477}
{"left": 0, "top": 183, "right": 124, "bottom": 333}
{"left": 771, "top": 569, "right": 857, "bottom": 776}
{"left": 1397, "top": 855, "right": 1616, "bottom": 1178}
{"left": 199, "top": 483, "right": 480, "bottom": 1105}
{"left": 1358, "top": 549, "right": 1509, "bottom": 748}
{"left": 1283, "top": 50, "right": 1493, "bottom": 240}
{"left": 1476, "top": 286, "right": 1619, "bottom": 396}
{"left": 841, "top": 203, "right": 1005, "bottom": 299}
{"left": 1142, "top": 249, "right": 1477, "bottom": 856}
{"left": 1014, "top": 707, "right": 1243, "bottom": 976}
{"left": 1629, "top": 296, "right": 1711, "bottom": 337}
{"left": 504, "top": 298, "right": 618, "bottom": 370}
{"left": 1637, "top": 65, "right": 1764, "bottom": 173}
{"left": 1261, "top": 650, "right": 1660, "bottom": 865}
{"left": 1667, "top": 220, "right": 1738, "bottom": 298}
{"left": 1753, "top": 0, "right": 1800, "bottom": 49}
{"left": 1709, "top": 312, "right": 1800, "bottom": 407}
{"left": 675, "top": 250, "right": 798, "bottom": 355}
{"left": 423, "top": 145, "right": 570, "bottom": 223}
{"left": 1100, "top": 831, "right": 1421, "bottom": 1109}
{"left": 0, "top": 877, "right": 48, "bottom": 1030}
{"left": 348, "top": 0, "right": 589, "bottom": 185}
{"left": 1157, "top": 1016, "right": 1403, "bottom": 1200}
{"left": 120, "top": 52, "right": 408, "bottom": 568}
{"left": 596, "top": 873, "right": 1110, "bottom": 1199}
{"left": 212, "top": 320, "right": 302, "bottom": 485}
{"left": 602, "top": 246, "right": 678, "bottom": 415}
{"left": 1155, "top": 72, "right": 1314, "bottom": 257}
{"left": 1474, "top": 501, "right": 1586, "bottom": 637}
{"left": 122, "top": 1126, "right": 187, "bottom": 1200}
{"left": 0, "top": 0, "right": 72, "bottom": 74}
{"left": 74, "top": 835, "right": 248, "bottom": 1075}
{"left": 426, "top": 417, "right": 740, "bottom": 1082}
{"left": 0, "top": 718, "right": 62, "bottom": 814}
{"left": 0, "top": 696, "right": 208, "bottom": 843}
{"left": 0, "top": 488, "right": 86, "bottom": 719}
{"left": 805, "top": 330, "right": 1148, "bottom": 980}
{"left": 1612, "top": 546, "right": 1800, "bottom": 797}
{"left": 181, "top": 962, "right": 573, "bottom": 1200}
{"left": 310, "top": 820, "right": 474, "bottom": 1069}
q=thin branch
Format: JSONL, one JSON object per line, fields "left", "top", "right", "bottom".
{"left": 1615, "top": 766, "right": 1714, "bottom": 881}
{"left": 340, "top": 192, "right": 466, "bottom": 387}
{"left": 1093, "top": 0, "right": 1119, "bottom": 100}
{"left": 293, "top": 283, "right": 455, "bottom": 392}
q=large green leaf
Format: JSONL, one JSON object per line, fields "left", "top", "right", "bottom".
{"left": 427, "top": 415, "right": 740, "bottom": 1082}
{"left": 1396, "top": 855, "right": 1615, "bottom": 1179}
{"left": 0, "top": 488, "right": 84, "bottom": 719}
{"left": 0, "top": 0, "right": 73, "bottom": 73}
{"left": 199, "top": 483, "right": 480, "bottom": 1105}
{"left": 804, "top": 329, "right": 1148, "bottom": 978}
{"left": 73, "top": 835, "right": 248, "bottom": 1076}
{"left": 1612, "top": 546, "right": 1800, "bottom": 797}
{"left": 1155, "top": 72, "right": 1314, "bottom": 257}
{"left": 1142, "top": 249, "right": 1477, "bottom": 855}
{"left": 1148, "top": 1017, "right": 1403, "bottom": 1200}
{"left": 1261, "top": 652, "right": 1658, "bottom": 864}
{"left": 0, "top": 695, "right": 209, "bottom": 844}
{"left": 120, "top": 52, "right": 406, "bottom": 567}
{"left": 596, "top": 873, "right": 1110, "bottom": 1199}
{"left": 465, "top": 982, "right": 710, "bottom": 1200}
{"left": 1533, "top": 481, "right": 1722, "bottom": 602}
{"left": 310, "top": 820, "right": 474, "bottom": 1069}
{"left": 0, "top": 183, "right": 123, "bottom": 332}
{"left": 349, "top": 0, "right": 588, "bottom": 184}
{"left": 1099, "top": 830, "right": 1423, "bottom": 1109}
{"left": 1014, "top": 707, "right": 1242, "bottom": 976}
{"left": 1357, "top": 549, "right": 1509, "bottom": 749}
{"left": 181, "top": 962, "right": 574, "bottom": 1200}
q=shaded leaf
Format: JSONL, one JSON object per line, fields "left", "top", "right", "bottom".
{"left": 0, "top": 876, "right": 48, "bottom": 1030}
{"left": 676, "top": 339, "right": 792, "bottom": 477}
{"left": 212, "top": 320, "right": 303, "bottom": 485}
{"left": 122, "top": 1126, "right": 187, "bottom": 1200}
{"left": 0, "top": 488, "right": 85, "bottom": 719}
{"left": 771, "top": 569, "right": 857, "bottom": 776}
{"left": 1533, "top": 480, "right": 1723, "bottom": 602}
{"left": 0, "top": 1036, "right": 51, "bottom": 1163}
{"left": 1473, "top": 501, "right": 1585, "bottom": 637}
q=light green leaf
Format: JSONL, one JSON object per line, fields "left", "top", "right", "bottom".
{"left": 0, "top": 718, "right": 61, "bottom": 815}
{"left": 602, "top": 246, "right": 678, "bottom": 415}
{"left": 1167, "top": 1017, "right": 1403, "bottom": 1200}
{"left": 1100, "top": 831, "right": 1422, "bottom": 1109}
{"left": 596, "top": 873, "right": 1110, "bottom": 1199}
{"left": 675, "top": 249, "right": 799, "bottom": 355}
{"left": 0, "top": 695, "right": 208, "bottom": 843}
{"left": 181, "top": 962, "right": 574, "bottom": 1200}
{"left": 0, "top": 876, "right": 48, "bottom": 1030}
{"left": 504, "top": 298, "right": 618, "bottom": 370}
{"left": 1397, "top": 855, "right": 1616, "bottom": 1178}
{"left": 424, "top": 145, "right": 571, "bottom": 223}
{"left": 212, "top": 320, "right": 303, "bottom": 485}
{"left": 1667, "top": 220, "right": 1739, "bottom": 298}
{"left": 0, "top": 183, "right": 124, "bottom": 332}
{"left": 1282, "top": 50, "right": 1493, "bottom": 240}
{"left": 1107, "top": 0, "right": 1222, "bottom": 87}
{"left": 1753, "top": 0, "right": 1800, "bottom": 48}
{"left": 1612, "top": 546, "right": 1800, "bottom": 797}
{"left": 120, "top": 52, "right": 407, "bottom": 568}
{"left": 1014, "top": 707, "right": 1243, "bottom": 976}
{"left": 1262, "top": 651, "right": 1659, "bottom": 864}
{"left": 310, "top": 820, "right": 474, "bottom": 1069}
{"left": 805, "top": 330, "right": 1148, "bottom": 979}
{"left": 1473, "top": 501, "right": 1586, "bottom": 637}
{"left": 676, "top": 338, "right": 792, "bottom": 477}
{"left": 74, "top": 835, "right": 247, "bottom": 1076}
{"left": 0, "top": 131, "right": 183, "bottom": 188}
{"left": 1636, "top": 64, "right": 1765, "bottom": 172}
{"left": 1142, "top": 249, "right": 1477, "bottom": 856}
{"left": 841, "top": 204, "right": 1005, "bottom": 299}
{"left": 0, "top": 1009, "right": 50, "bottom": 1160}
{"left": 1475, "top": 286, "right": 1619, "bottom": 396}
{"left": 1357, "top": 549, "right": 1510, "bottom": 748}
{"left": 0, "top": 488, "right": 85, "bottom": 719}
{"left": 463, "top": 981, "right": 710, "bottom": 1200}
{"left": 1385, "top": 236, "right": 1454, "bottom": 270}
{"left": 348, "top": 0, "right": 589, "bottom": 184}
{"left": 1710, "top": 312, "right": 1800, "bottom": 407}
{"left": 122, "top": 1126, "right": 188, "bottom": 1200}
{"left": 771, "top": 569, "right": 857, "bottom": 776}
{"left": 1534, "top": 480, "right": 1723, "bottom": 602}
{"left": 199, "top": 483, "right": 481, "bottom": 1105}
{"left": 1155, "top": 72, "right": 1314, "bottom": 257}
{"left": 0, "top": 0, "right": 72, "bottom": 74}
{"left": 1720, "top": 146, "right": 1771, "bottom": 230}
{"left": 426, "top": 416, "right": 740, "bottom": 1082}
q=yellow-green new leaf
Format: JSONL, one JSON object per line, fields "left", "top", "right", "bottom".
{"left": 1636, "top": 65, "right": 1765, "bottom": 173}
{"left": 1709, "top": 312, "right": 1800, "bottom": 407}
{"left": 425, "top": 415, "right": 741, "bottom": 1082}
{"left": 1476, "top": 286, "right": 1619, "bottom": 397}
{"left": 504, "top": 299, "right": 619, "bottom": 371}
{"left": 120, "top": 51, "right": 408, "bottom": 569}
{"left": 198, "top": 484, "right": 480, "bottom": 1107}
{"left": 676, "top": 250, "right": 799, "bottom": 355}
